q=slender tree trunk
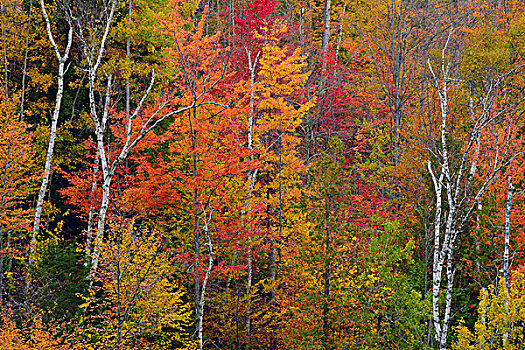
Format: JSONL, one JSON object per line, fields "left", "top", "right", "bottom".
{"left": 84, "top": 157, "right": 99, "bottom": 266}
{"left": 335, "top": 4, "right": 345, "bottom": 61}
{"left": 189, "top": 107, "right": 201, "bottom": 320}
{"left": 323, "top": 193, "right": 332, "bottom": 348}
{"left": 29, "top": 0, "right": 73, "bottom": 274}
{"left": 321, "top": 0, "right": 331, "bottom": 73}
{"left": 476, "top": 203, "right": 482, "bottom": 273}
{"left": 440, "top": 248, "right": 455, "bottom": 350}
{"left": 76, "top": 0, "right": 122, "bottom": 278}
{"left": 427, "top": 47, "right": 455, "bottom": 349}
{"left": 0, "top": 140, "right": 12, "bottom": 306}
{"left": 197, "top": 209, "right": 213, "bottom": 350}
{"left": 126, "top": 0, "right": 131, "bottom": 117}
{"left": 90, "top": 175, "right": 112, "bottom": 275}
{"left": 20, "top": 0, "right": 33, "bottom": 122}
{"left": 502, "top": 175, "right": 513, "bottom": 349}
{"left": 29, "top": 51, "right": 67, "bottom": 265}
{"left": 503, "top": 176, "right": 512, "bottom": 292}
{"left": 88, "top": 72, "right": 114, "bottom": 278}
{"left": 245, "top": 48, "right": 260, "bottom": 339}
{"left": 424, "top": 31, "right": 513, "bottom": 347}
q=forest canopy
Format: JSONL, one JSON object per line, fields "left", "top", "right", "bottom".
{"left": 0, "top": 0, "right": 524, "bottom": 349}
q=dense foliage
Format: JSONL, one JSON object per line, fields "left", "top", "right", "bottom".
{"left": 0, "top": 0, "right": 524, "bottom": 349}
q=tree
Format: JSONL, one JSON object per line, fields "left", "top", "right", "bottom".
{"left": 29, "top": 0, "right": 73, "bottom": 270}
{"left": 426, "top": 25, "right": 525, "bottom": 349}
{"left": 0, "top": 310, "right": 81, "bottom": 350}
{"left": 280, "top": 138, "right": 429, "bottom": 349}
{"left": 82, "top": 220, "right": 195, "bottom": 349}
{"left": 280, "top": 138, "right": 355, "bottom": 349}
{"left": 453, "top": 271, "right": 525, "bottom": 350}
{"left": 0, "top": 94, "right": 35, "bottom": 305}
{"left": 349, "top": 0, "right": 430, "bottom": 164}
{"left": 59, "top": 0, "right": 231, "bottom": 282}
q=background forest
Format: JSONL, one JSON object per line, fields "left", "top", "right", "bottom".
{"left": 0, "top": 0, "right": 524, "bottom": 349}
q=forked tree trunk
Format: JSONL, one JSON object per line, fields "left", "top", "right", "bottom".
{"left": 427, "top": 28, "right": 521, "bottom": 349}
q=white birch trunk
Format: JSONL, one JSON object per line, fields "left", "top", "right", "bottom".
{"left": 321, "top": 0, "right": 331, "bottom": 73}
{"left": 197, "top": 208, "right": 213, "bottom": 350}
{"left": 502, "top": 175, "right": 513, "bottom": 346}
{"left": 29, "top": 0, "right": 73, "bottom": 269}
{"left": 335, "top": 4, "right": 345, "bottom": 61}
{"left": 503, "top": 176, "right": 512, "bottom": 292}
{"left": 426, "top": 28, "right": 521, "bottom": 349}
{"left": 244, "top": 47, "right": 260, "bottom": 336}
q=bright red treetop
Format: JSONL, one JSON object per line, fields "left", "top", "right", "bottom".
{"left": 235, "top": 0, "right": 280, "bottom": 36}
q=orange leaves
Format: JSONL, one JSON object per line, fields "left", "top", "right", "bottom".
{"left": 0, "top": 94, "right": 36, "bottom": 233}
{"left": 0, "top": 311, "right": 81, "bottom": 350}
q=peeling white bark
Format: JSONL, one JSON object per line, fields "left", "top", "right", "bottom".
{"left": 502, "top": 175, "right": 514, "bottom": 346}
{"left": 426, "top": 28, "right": 522, "bottom": 350}
{"left": 503, "top": 176, "right": 513, "bottom": 292}
{"left": 321, "top": 0, "right": 331, "bottom": 73}
{"left": 197, "top": 208, "right": 213, "bottom": 350}
{"left": 29, "top": 0, "right": 73, "bottom": 269}
{"left": 84, "top": 157, "right": 100, "bottom": 266}
{"left": 243, "top": 46, "right": 260, "bottom": 336}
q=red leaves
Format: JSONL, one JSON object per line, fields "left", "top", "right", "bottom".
{"left": 235, "top": 0, "right": 280, "bottom": 36}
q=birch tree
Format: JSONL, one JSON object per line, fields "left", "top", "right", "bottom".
{"left": 244, "top": 45, "right": 260, "bottom": 337}
{"left": 62, "top": 0, "right": 120, "bottom": 275}
{"left": 320, "top": 0, "right": 331, "bottom": 73}
{"left": 29, "top": 0, "right": 73, "bottom": 269}
{"left": 426, "top": 28, "right": 524, "bottom": 350}
{"left": 61, "top": 1, "right": 231, "bottom": 283}
{"left": 195, "top": 207, "right": 214, "bottom": 350}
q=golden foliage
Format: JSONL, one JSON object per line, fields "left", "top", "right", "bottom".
{"left": 87, "top": 220, "right": 195, "bottom": 349}
{"left": 453, "top": 271, "right": 525, "bottom": 350}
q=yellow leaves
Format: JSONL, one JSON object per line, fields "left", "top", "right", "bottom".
{"left": 453, "top": 271, "right": 525, "bottom": 350}
{"left": 364, "top": 272, "right": 377, "bottom": 287}
{"left": 181, "top": 0, "right": 200, "bottom": 20}
{"left": 77, "top": 301, "right": 90, "bottom": 309}
{"left": 92, "top": 220, "right": 195, "bottom": 349}
{"left": 462, "top": 3, "right": 525, "bottom": 82}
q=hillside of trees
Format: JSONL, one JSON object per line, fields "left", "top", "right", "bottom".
{"left": 0, "top": 0, "right": 524, "bottom": 349}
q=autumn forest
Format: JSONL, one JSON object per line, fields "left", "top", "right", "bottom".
{"left": 0, "top": 0, "right": 524, "bottom": 349}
